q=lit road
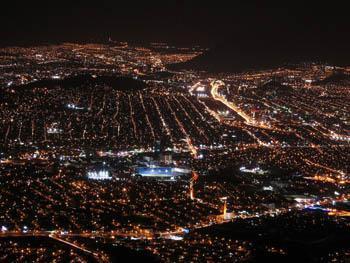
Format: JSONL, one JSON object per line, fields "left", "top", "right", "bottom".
{"left": 210, "top": 80, "right": 273, "bottom": 130}
{"left": 304, "top": 158, "right": 345, "bottom": 176}
{"left": 0, "top": 231, "right": 108, "bottom": 262}
{"left": 210, "top": 80, "right": 255, "bottom": 125}
{"left": 49, "top": 235, "right": 103, "bottom": 259}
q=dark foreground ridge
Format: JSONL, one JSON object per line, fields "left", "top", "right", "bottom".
{"left": 9, "top": 74, "right": 147, "bottom": 91}
{"left": 194, "top": 211, "right": 350, "bottom": 262}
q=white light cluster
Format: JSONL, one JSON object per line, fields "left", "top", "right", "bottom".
{"left": 47, "top": 127, "right": 63, "bottom": 134}
{"left": 239, "top": 166, "right": 267, "bottom": 174}
{"left": 331, "top": 134, "right": 350, "bottom": 141}
{"left": 87, "top": 170, "right": 112, "bottom": 180}
{"left": 67, "top": 103, "right": 84, "bottom": 110}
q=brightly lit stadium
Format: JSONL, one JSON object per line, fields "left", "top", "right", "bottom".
{"left": 135, "top": 166, "right": 191, "bottom": 180}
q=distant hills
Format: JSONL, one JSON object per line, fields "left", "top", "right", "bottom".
{"left": 257, "top": 80, "right": 293, "bottom": 96}
{"left": 314, "top": 72, "right": 350, "bottom": 86}
{"left": 169, "top": 37, "right": 350, "bottom": 73}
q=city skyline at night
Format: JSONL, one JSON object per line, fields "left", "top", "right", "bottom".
{"left": 0, "top": 1, "right": 349, "bottom": 262}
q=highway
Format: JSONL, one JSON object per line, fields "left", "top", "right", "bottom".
{"left": 210, "top": 80, "right": 273, "bottom": 130}
{"left": 210, "top": 80, "right": 255, "bottom": 125}
{"left": 49, "top": 235, "right": 102, "bottom": 258}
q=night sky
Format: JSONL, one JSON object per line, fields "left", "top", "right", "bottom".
{"left": 1, "top": 1, "right": 349, "bottom": 47}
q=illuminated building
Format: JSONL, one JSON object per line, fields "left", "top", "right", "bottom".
{"left": 160, "top": 153, "right": 172, "bottom": 165}
{"left": 87, "top": 170, "right": 112, "bottom": 180}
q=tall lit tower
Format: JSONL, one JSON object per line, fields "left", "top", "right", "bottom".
{"left": 220, "top": 197, "right": 228, "bottom": 219}
{"left": 190, "top": 180, "right": 194, "bottom": 200}
{"left": 189, "top": 171, "right": 199, "bottom": 200}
